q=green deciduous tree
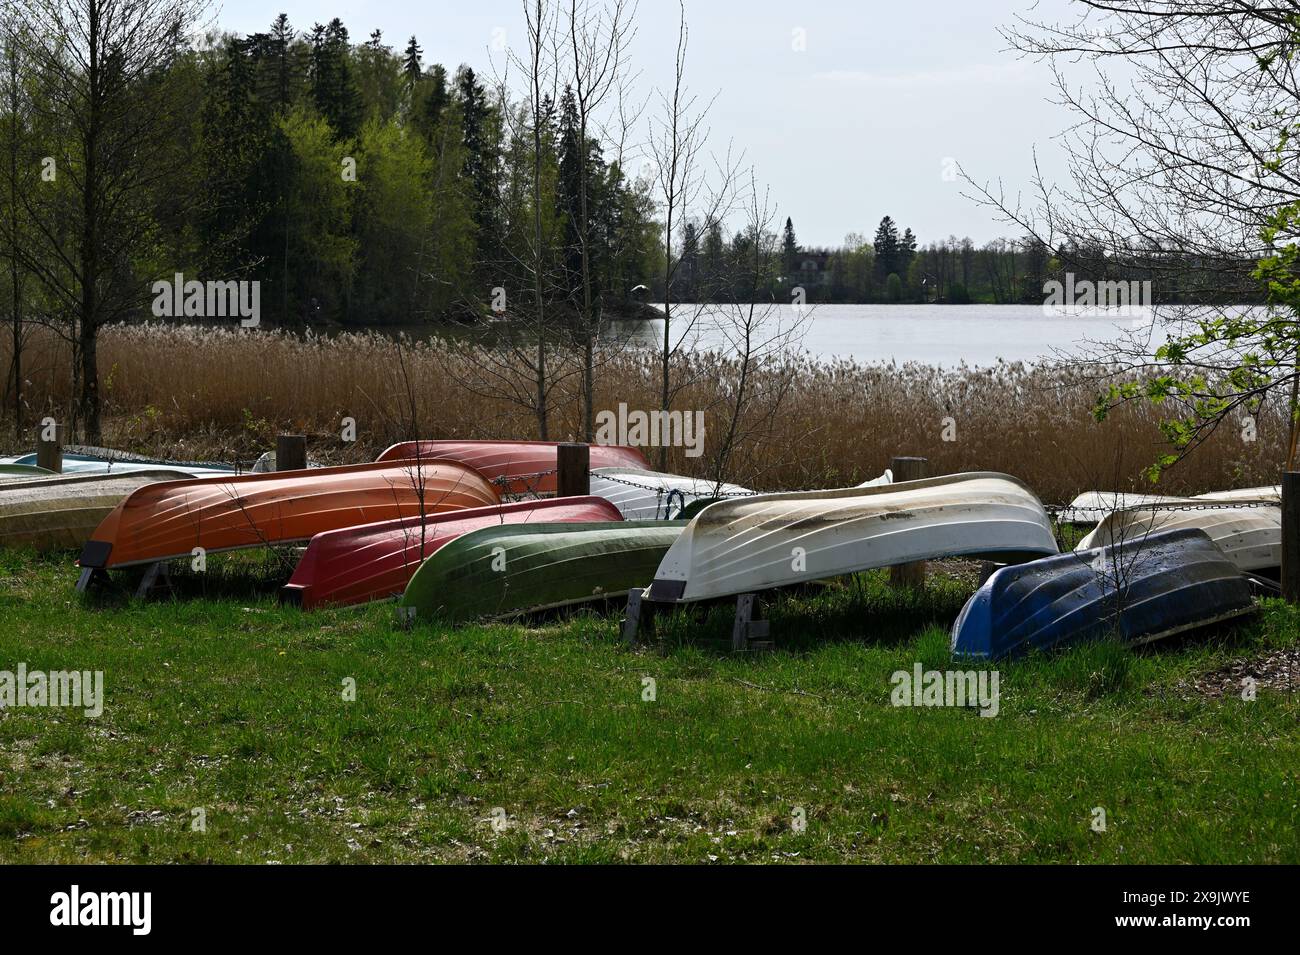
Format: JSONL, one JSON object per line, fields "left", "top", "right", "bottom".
{"left": 280, "top": 106, "right": 356, "bottom": 323}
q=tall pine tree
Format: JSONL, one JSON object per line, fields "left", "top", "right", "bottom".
{"left": 456, "top": 66, "right": 501, "bottom": 281}
{"left": 401, "top": 36, "right": 422, "bottom": 89}
{"left": 781, "top": 216, "right": 799, "bottom": 278}
{"left": 873, "top": 215, "right": 900, "bottom": 281}
{"left": 310, "top": 19, "right": 362, "bottom": 139}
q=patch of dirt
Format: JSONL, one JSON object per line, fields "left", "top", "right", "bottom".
{"left": 1177, "top": 646, "right": 1300, "bottom": 699}
{"left": 929, "top": 558, "right": 988, "bottom": 590}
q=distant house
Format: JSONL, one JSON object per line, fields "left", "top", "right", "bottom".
{"left": 788, "top": 250, "right": 832, "bottom": 288}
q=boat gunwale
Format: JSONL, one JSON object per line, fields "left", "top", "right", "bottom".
{"left": 683, "top": 471, "right": 1049, "bottom": 521}
{"left": 0, "top": 469, "right": 197, "bottom": 493}
{"left": 298, "top": 494, "right": 623, "bottom": 546}
{"left": 376, "top": 439, "right": 649, "bottom": 465}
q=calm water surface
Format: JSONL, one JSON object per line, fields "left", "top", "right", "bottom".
{"left": 611, "top": 303, "right": 1192, "bottom": 367}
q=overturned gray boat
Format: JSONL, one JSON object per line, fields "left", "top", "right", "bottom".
{"left": 646, "top": 472, "right": 1058, "bottom": 603}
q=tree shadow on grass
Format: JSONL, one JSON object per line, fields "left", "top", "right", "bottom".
{"left": 649, "top": 571, "right": 975, "bottom": 656}
{"left": 78, "top": 548, "right": 295, "bottom": 609}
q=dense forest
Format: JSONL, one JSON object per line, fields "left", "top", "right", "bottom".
{"left": 702, "top": 215, "right": 1262, "bottom": 306}
{"left": 0, "top": 14, "right": 662, "bottom": 328}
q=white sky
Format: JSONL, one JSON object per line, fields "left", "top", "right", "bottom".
{"left": 209, "top": 0, "right": 1080, "bottom": 248}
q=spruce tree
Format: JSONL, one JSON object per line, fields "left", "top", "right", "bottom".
{"left": 310, "top": 18, "right": 362, "bottom": 139}
{"left": 267, "top": 14, "right": 296, "bottom": 112}
{"left": 455, "top": 66, "right": 501, "bottom": 274}
{"left": 402, "top": 36, "right": 422, "bottom": 89}
{"left": 873, "top": 215, "right": 900, "bottom": 282}
{"left": 781, "top": 216, "right": 799, "bottom": 278}
{"left": 899, "top": 227, "right": 918, "bottom": 294}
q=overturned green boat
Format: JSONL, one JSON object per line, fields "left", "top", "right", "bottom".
{"left": 397, "top": 520, "right": 686, "bottom": 622}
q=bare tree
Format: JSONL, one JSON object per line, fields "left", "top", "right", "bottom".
{"left": 645, "top": 0, "right": 740, "bottom": 469}
{"left": 8, "top": 0, "right": 212, "bottom": 443}
{"left": 0, "top": 21, "right": 31, "bottom": 441}
{"left": 560, "top": 0, "right": 635, "bottom": 440}
{"left": 451, "top": 0, "right": 577, "bottom": 441}
{"left": 967, "top": 1, "right": 1300, "bottom": 475}
{"left": 703, "top": 171, "right": 809, "bottom": 487}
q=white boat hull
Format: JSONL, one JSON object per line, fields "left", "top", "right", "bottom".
{"left": 589, "top": 468, "right": 752, "bottom": 520}
{"left": 1198, "top": 485, "right": 1280, "bottom": 503}
{"left": 646, "top": 472, "right": 1058, "bottom": 603}
{"left": 1059, "top": 485, "right": 1282, "bottom": 523}
{"left": 1057, "top": 491, "right": 1186, "bottom": 524}
{"left": 1076, "top": 502, "right": 1281, "bottom": 572}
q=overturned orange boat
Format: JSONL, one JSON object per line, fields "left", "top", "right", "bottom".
{"left": 374, "top": 440, "right": 648, "bottom": 495}
{"left": 76, "top": 460, "right": 499, "bottom": 584}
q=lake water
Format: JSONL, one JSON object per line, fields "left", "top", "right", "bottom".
{"left": 610, "top": 303, "right": 1192, "bottom": 367}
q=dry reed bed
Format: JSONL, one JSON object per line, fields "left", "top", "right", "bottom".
{"left": 0, "top": 323, "right": 1287, "bottom": 505}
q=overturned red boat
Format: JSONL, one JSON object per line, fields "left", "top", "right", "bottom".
{"left": 280, "top": 495, "right": 622, "bottom": 610}
{"left": 77, "top": 460, "right": 499, "bottom": 580}
{"left": 374, "top": 440, "right": 649, "bottom": 495}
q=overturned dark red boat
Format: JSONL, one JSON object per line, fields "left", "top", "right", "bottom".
{"left": 280, "top": 495, "right": 623, "bottom": 609}
{"left": 374, "top": 440, "right": 648, "bottom": 495}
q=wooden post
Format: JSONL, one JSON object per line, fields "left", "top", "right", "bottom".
{"left": 36, "top": 423, "right": 64, "bottom": 473}
{"left": 276, "top": 434, "right": 307, "bottom": 472}
{"left": 889, "top": 456, "right": 929, "bottom": 589}
{"left": 1283, "top": 471, "right": 1300, "bottom": 604}
{"left": 557, "top": 442, "right": 590, "bottom": 497}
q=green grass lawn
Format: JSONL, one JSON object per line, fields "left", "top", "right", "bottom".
{"left": 0, "top": 547, "right": 1296, "bottom": 864}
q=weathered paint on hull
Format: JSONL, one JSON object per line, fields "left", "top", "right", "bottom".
{"left": 1076, "top": 502, "right": 1281, "bottom": 572}
{"left": 647, "top": 472, "right": 1058, "bottom": 603}
{"left": 589, "top": 467, "right": 752, "bottom": 520}
{"left": 952, "top": 528, "right": 1254, "bottom": 660}
{"left": 1059, "top": 486, "right": 1282, "bottom": 524}
{"left": 77, "top": 460, "right": 499, "bottom": 570}
{"left": 0, "top": 470, "right": 195, "bottom": 552}
{"left": 397, "top": 520, "right": 685, "bottom": 621}
{"left": 374, "top": 440, "right": 649, "bottom": 494}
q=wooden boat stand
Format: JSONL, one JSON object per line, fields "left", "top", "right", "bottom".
{"left": 75, "top": 560, "right": 173, "bottom": 597}
{"left": 135, "top": 561, "right": 174, "bottom": 598}
{"left": 75, "top": 567, "right": 107, "bottom": 592}
{"left": 622, "top": 588, "right": 774, "bottom": 653}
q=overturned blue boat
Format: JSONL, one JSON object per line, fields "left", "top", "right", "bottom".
{"left": 951, "top": 528, "right": 1254, "bottom": 660}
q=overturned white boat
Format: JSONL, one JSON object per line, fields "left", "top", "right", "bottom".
{"left": 1058, "top": 485, "right": 1282, "bottom": 523}
{"left": 0, "top": 446, "right": 236, "bottom": 478}
{"left": 1198, "top": 485, "right": 1280, "bottom": 503}
{"left": 589, "top": 467, "right": 753, "bottom": 520}
{"left": 1076, "top": 499, "right": 1281, "bottom": 572}
{"left": 1057, "top": 491, "right": 1186, "bottom": 525}
{"left": 645, "top": 472, "right": 1058, "bottom": 603}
